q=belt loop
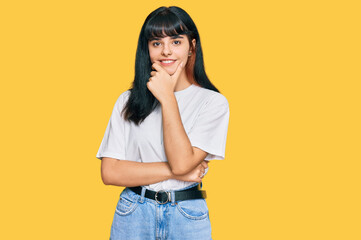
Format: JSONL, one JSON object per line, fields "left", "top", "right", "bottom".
{"left": 139, "top": 187, "right": 146, "bottom": 203}
{"left": 171, "top": 190, "right": 175, "bottom": 205}
{"left": 200, "top": 181, "right": 203, "bottom": 189}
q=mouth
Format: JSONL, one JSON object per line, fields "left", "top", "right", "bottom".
{"left": 159, "top": 59, "right": 177, "bottom": 66}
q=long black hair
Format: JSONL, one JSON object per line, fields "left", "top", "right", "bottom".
{"left": 123, "top": 6, "right": 220, "bottom": 125}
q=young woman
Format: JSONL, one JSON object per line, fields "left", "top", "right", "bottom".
{"left": 96, "top": 6, "right": 230, "bottom": 240}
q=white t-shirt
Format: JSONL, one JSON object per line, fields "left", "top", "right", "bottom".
{"left": 96, "top": 83, "right": 230, "bottom": 191}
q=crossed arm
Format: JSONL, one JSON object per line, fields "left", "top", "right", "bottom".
{"left": 160, "top": 94, "right": 208, "bottom": 175}
{"left": 101, "top": 158, "right": 208, "bottom": 187}
{"left": 101, "top": 94, "right": 209, "bottom": 187}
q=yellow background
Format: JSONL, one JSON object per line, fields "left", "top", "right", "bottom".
{"left": 1, "top": 0, "right": 360, "bottom": 239}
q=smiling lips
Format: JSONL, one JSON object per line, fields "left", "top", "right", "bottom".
{"left": 160, "top": 59, "right": 176, "bottom": 66}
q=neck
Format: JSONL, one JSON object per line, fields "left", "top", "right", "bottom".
{"left": 174, "top": 70, "right": 192, "bottom": 92}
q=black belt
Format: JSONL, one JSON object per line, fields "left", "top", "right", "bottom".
{"left": 128, "top": 184, "right": 207, "bottom": 204}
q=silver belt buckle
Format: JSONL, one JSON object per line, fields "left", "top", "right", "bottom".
{"left": 155, "top": 190, "right": 171, "bottom": 204}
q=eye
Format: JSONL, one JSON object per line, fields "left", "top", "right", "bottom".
{"left": 152, "top": 42, "right": 161, "bottom": 47}
{"left": 174, "top": 40, "right": 181, "bottom": 45}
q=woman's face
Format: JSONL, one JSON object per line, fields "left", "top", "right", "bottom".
{"left": 148, "top": 34, "right": 195, "bottom": 76}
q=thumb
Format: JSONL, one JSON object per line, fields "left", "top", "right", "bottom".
{"left": 171, "top": 61, "right": 184, "bottom": 82}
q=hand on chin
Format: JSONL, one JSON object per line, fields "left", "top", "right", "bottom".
{"left": 147, "top": 61, "right": 184, "bottom": 103}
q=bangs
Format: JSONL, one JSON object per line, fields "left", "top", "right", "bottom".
{"left": 145, "top": 11, "right": 190, "bottom": 41}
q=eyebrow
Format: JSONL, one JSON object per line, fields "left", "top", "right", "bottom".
{"left": 150, "top": 35, "right": 184, "bottom": 41}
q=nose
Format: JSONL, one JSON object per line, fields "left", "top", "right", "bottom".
{"left": 161, "top": 43, "right": 172, "bottom": 56}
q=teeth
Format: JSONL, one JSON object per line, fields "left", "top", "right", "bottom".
{"left": 162, "top": 60, "right": 175, "bottom": 63}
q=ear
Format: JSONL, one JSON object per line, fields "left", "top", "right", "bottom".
{"left": 192, "top": 39, "right": 196, "bottom": 50}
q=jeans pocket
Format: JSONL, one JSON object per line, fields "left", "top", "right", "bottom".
{"left": 114, "top": 189, "right": 139, "bottom": 216}
{"left": 176, "top": 198, "right": 209, "bottom": 220}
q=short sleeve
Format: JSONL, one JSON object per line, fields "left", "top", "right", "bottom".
{"left": 187, "top": 93, "right": 230, "bottom": 160}
{"left": 96, "top": 92, "right": 128, "bottom": 160}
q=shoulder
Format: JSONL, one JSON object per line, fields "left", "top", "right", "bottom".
{"left": 116, "top": 90, "right": 131, "bottom": 103}
{"left": 193, "top": 85, "right": 229, "bottom": 108}
{"left": 119, "top": 90, "right": 131, "bottom": 101}
{"left": 114, "top": 90, "right": 131, "bottom": 111}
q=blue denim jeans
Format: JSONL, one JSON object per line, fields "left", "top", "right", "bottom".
{"left": 109, "top": 182, "right": 212, "bottom": 240}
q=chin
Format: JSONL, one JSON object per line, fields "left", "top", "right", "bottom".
{"left": 165, "top": 69, "right": 176, "bottom": 75}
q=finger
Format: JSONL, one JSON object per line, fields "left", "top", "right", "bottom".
{"left": 171, "top": 61, "right": 184, "bottom": 81}
{"left": 201, "top": 161, "right": 208, "bottom": 168}
{"left": 203, "top": 160, "right": 208, "bottom": 167}
{"left": 204, "top": 160, "right": 209, "bottom": 168}
{"left": 150, "top": 71, "right": 157, "bottom": 76}
{"left": 151, "top": 62, "right": 165, "bottom": 73}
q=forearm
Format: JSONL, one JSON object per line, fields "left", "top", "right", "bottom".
{"left": 161, "top": 95, "right": 195, "bottom": 175}
{"left": 102, "top": 159, "right": 176, "bottom": 187}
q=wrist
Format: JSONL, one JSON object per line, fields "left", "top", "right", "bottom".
{"left": 159, "top": 93, "right": 176, "bottom": 106}
{"left": 166, "top": 163, "right": 178, "bottom": 180}
{"left": 169, "top": 170, "right": 184, "bottom": 181}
